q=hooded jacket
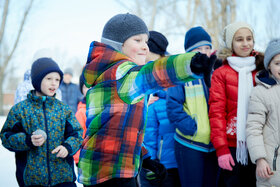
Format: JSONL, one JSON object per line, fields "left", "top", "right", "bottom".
{"left": 0, "top": 91, "right": 83, "bottom": 186}
{"left": 246, "top": 70, "right": 280, "bottom": 186}
{"left": 144, "top": 90, "right": 178, "bottom": 169}
{"left": 167, "top": 78, "right": 215, "bottom": 152}
{"left": 78, "top": 41, "right": 198, "bottom": 185}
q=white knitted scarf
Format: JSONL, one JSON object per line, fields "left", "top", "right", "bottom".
{"left": 227, "top": 56, "right": 256, "bottom": 165}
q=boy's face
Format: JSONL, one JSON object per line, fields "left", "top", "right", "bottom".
{"left": 232, "top": 28, "right": 254, "bottom": 57}
{"left": 269, "top": 54, "right": 280, "bottom": 81}
{"left": 191, "top": 45, "right": 212, "bottom": 57}
{"left": 37, "top": 72, "right": 61, "bottom": 97}
{"left": 122, "top": 34, "right": 149, "bottom": 65}
{"left": 63, "top": 73, "right": 72, "bottom": 84}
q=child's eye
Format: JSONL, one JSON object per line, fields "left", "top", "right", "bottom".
{"left": 246, "top": 37, "right": 252, "bottom": 41}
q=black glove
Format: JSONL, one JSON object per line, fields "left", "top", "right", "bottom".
{"left": 190, "top": 53, "right": 216, "bottom": 87}
{"left": 142, "top": 158, "right": 167, "bottom": 185}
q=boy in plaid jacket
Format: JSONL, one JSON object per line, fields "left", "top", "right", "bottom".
{"left": 78, "top": 13, "right": 214, "bottom": 186}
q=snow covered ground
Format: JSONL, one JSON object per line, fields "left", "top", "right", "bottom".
{"left": 0, "top": 116, "right": 82, "bottom": 186}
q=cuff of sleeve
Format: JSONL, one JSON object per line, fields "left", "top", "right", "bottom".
{"left": 62, "top": 143, "right": 72, "bottom": 155}
{"left": 25, "top": 134, "right": 36, "bottom": 149}
{"left": 216, "top": 145, "right": 230, "bottom": 157}
{"left": 186, "top": 63, "right": 203, "bottom": 79}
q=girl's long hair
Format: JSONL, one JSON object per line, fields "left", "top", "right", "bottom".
{"left": 217, "top": 47, "right": 264, "bottom": 71}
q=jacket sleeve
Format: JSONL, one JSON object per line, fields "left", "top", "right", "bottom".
{"left": 117, "top": 52, "right": 201, "bottom": 104}
{"left": 166, "top": 85, "right": 197, "bottom": 136}
{"left": 209, "top": 69, "right": 230, "bottom": 157}
{"left": 0, "top": 106, "right": 34, "bottom": 152}
{"left": 75, "top": 107, "right": 87, "bottom": 138}
{"left": 144, "top": 103, "right": 159, "bottom": 159}
{"left": 62, "top": 108, "right": 83, "bottom": 156}
{"left": 246, "top": 87, "right": 267, "bottom": 164}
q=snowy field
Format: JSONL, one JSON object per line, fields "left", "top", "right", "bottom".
{"left": 0, "top": 116, "right": 82, "bottom": 186}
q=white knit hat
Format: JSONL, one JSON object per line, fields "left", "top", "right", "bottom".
{"left": 223, "top": 22, "right": 254, "bottom": 50}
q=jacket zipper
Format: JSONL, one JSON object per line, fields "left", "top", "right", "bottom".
{"left": 273, "top": 145, "right": 279, "bottom": 171}
{"left": 43, "top": 101, "right": 51, "bottom": 186}
{"left": 157, "top": 136, "right": 163, "bottom": 161}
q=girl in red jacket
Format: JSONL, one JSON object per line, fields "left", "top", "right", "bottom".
{"left": 209, "top": 22, "right": 264, "bottom": 187}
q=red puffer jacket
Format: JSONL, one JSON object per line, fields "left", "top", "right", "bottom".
{"left": 209, "top": 63, "right": 257, "bottom": 157}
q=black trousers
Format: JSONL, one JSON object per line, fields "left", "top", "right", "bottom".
{"left": 84, "top": 177, "right": 138, "bottom": 187}
{"left": 218, "top": 147, "right": 256, "bottom": 187}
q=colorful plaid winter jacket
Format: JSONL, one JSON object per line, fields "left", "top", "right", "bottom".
{"left": 77, "top": 41, "right": 198, "bottom": 185}
{"left": 0, "top": 91, "right": 83, "bottom": 186}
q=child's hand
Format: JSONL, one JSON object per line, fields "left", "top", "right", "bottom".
{"left": 256, "top": 158, "right": 273, "bottom": 178}
{"left": 31, "top": 134, "right": 46, "bottom": 146}
{"left": 52, "top": 145, "right": 68, "bottom": 158}
{"left": 218, "top": 153, "right": 235, "bottom": 171}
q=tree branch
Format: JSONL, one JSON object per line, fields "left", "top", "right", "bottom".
{"left": 0, "top": 0, "right": 9, "bottom": 46}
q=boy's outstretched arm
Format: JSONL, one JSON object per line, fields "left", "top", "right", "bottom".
{"left": 118, "top": 52, "right": 212, "bottom": 104}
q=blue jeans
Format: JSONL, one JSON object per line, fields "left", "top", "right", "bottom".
{"left": 175, "top": 141, "right": 218, "bottom": 187}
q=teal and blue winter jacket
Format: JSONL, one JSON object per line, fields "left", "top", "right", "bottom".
{"left": 0, "top": 91, "right": 83, "bottom": 186}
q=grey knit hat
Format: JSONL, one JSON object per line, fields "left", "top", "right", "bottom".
{"left": 264, "top": 39, "right": 280, "bottom": 70}
{"left": 101, "top": 13, "right": 149, "bottom": 52}
{"left": 223, "top": 22, "right": 254, "bottom": 50}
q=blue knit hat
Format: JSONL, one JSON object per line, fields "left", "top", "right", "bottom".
{"left": 31, "top": 58, "right": 63, "bottom": 93}
{"left": 148, "top": 31, "right": 169, "bottom": 55}
{"left": 101, "top": 13, "right": 149, "bottom": 52}
{"left": 184, "top": 26, "right": 212, "bottom": 52}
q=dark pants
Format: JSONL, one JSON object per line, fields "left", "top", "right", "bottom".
{"left": 84, "top": 177, "right": 137, "bottom": 187}
{"left": 175, "top": 141, "right": 219, "bottom": 187}
{"left": 218, "top": 147, "right": 256, "bottom": 187}
{"left": 139, "top": 167, "right": 181, "bottom": 187}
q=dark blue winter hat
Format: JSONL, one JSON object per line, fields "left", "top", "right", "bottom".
{"left": 31, "top": 57, "right": 63, "bottom": 92}
{"left": 148, "top": 31, "right": 169, "bottom": 55}
{"left": 184, "top": 26, "right": 212, "bottom": 52}
{"left": 101, "top": 13, "right": 149, "bottom": 52}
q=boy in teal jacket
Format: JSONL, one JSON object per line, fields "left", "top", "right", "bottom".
{"left": 0, "top": 58, "right": 83, "bottom": 187}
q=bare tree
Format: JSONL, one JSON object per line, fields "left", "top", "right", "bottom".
{"left": 115, "top": 0, "right": 236, "bottom": 50}
{"left": 0, "top": 0, "right": 34, "bottom": 115}
{"left": 265, "top": 0, "right": 280, "bottom": 40}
